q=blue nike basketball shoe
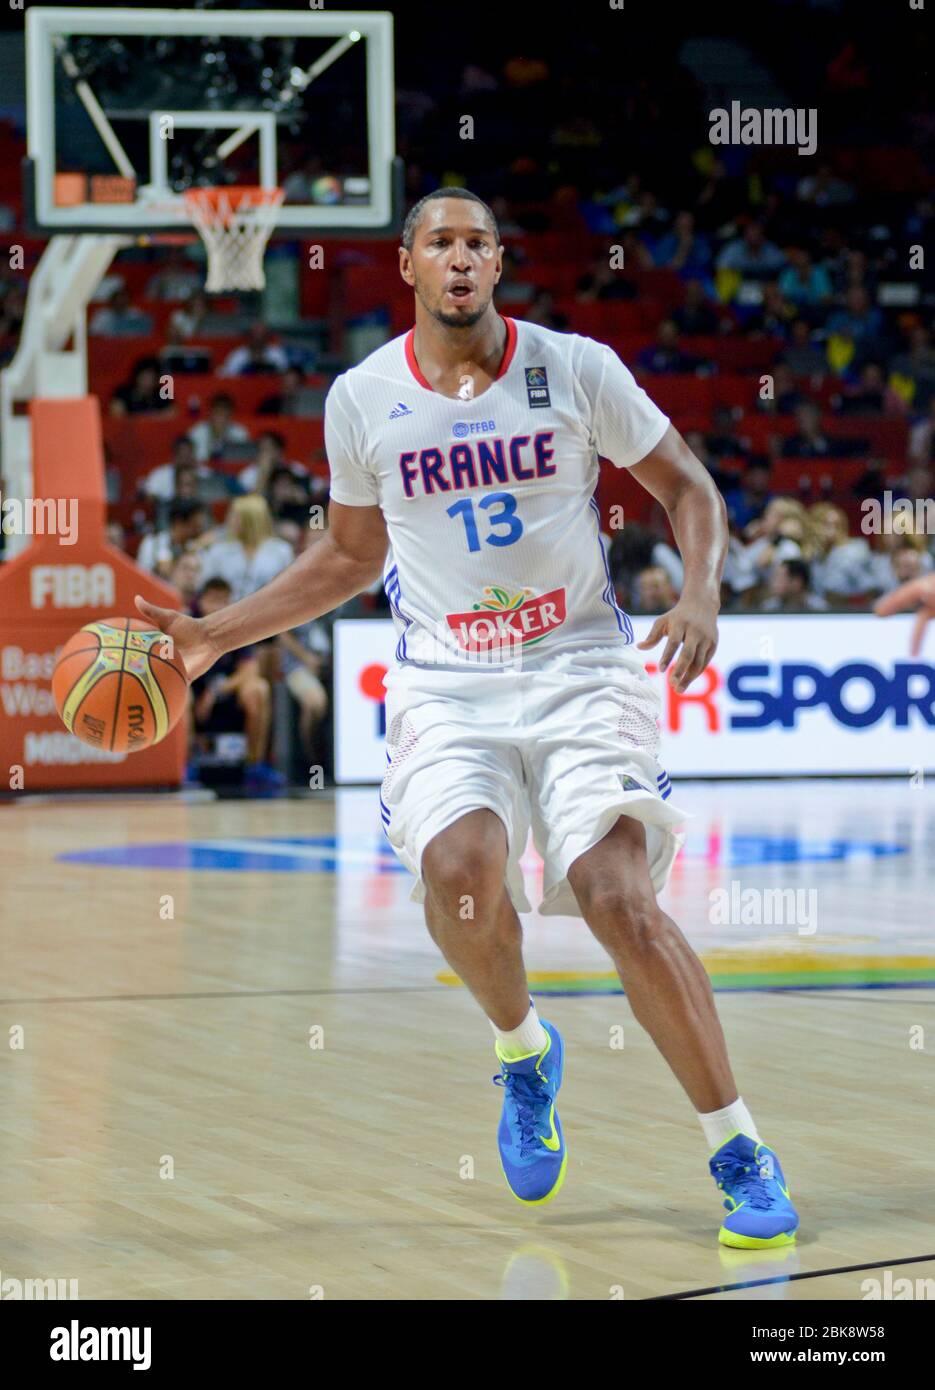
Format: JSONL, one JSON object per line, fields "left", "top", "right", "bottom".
{"left": 709, "top": 1133, "right": 799, "bottom": 1247}
{"left": 493, "top": 1020, "right": 567, "bottom": 1205}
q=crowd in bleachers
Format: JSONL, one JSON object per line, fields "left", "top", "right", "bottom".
{"left": 0, "top": 5, "right": 932, "bottom": 782}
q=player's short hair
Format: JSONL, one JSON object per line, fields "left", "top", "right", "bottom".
{"left": 401, "top": 187, "right": 500, "bottom": 252}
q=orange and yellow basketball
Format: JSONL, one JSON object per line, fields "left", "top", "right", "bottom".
{"left": 52, "top": 617, "right": 189, "bottom": 754}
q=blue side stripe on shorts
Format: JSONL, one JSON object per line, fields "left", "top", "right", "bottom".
{"left": 383, "top": 563, "right": 413, "bottom": 661}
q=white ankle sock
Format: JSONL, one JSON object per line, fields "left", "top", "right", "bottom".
{"left": 698, "top": 1096, "right": 761, "bottom": 1152}
{"left": 490, "top": 999, "right": 548, "bottom": 1061}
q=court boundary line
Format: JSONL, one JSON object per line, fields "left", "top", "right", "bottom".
{"left": 648, "top": 1250, "right": 935, "bottom": 1300}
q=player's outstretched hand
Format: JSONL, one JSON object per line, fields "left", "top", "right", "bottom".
{"left": 134, "top": 595, "right": 220, "bottom": 684}
{"left": 874, "top": 574, "right": 935, "bottom": 656}
{"left": 637, "top": 597, "right": 719, "bottom": 693}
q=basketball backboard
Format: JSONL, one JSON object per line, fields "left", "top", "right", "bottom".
{"left": 24, "top": 7, "right": 399, "bottom": 236}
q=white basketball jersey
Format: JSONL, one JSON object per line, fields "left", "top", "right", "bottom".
{"left": 325, "top": 316, "right": 670, "bottom": 669}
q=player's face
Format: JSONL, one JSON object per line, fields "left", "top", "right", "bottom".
{"left": 400, "top": 200, "right": 502, "bottom": 328}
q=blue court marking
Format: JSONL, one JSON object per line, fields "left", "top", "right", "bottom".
{"left": 57, "top": 833, "right": 909, "bottom": 872}
{"left": 58, "top": 835, "right": 407, "bottom": 874}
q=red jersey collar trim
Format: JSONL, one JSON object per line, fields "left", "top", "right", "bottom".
{"left": 404, "top": 316, "right": 518, "bottom": 393}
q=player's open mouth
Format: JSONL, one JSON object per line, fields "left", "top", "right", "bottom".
{"left": 446, "top": 283, "right": 475, "bottom": 300}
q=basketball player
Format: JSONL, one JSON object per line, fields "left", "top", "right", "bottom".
{"left": 138, "top": 189, "right": 799, "bottom": 1247}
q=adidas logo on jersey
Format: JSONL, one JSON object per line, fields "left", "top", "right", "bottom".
{"left": 388, "top": 402, "right": 413, "bottom": 419}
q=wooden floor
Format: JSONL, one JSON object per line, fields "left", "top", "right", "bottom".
{"left": 2, "top": 779, "right": 934, "bottom": 1300}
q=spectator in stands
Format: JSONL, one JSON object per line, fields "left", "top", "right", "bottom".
{"left": 781, "top": 400, "right": 866, "bottom": 459}
{"left": 187, "top": 393, "right": 251, "bottom": 462}
{"left": 808, "top": 502, "right": 876, "bottom": 600}
{"left": 524, "top": 288, "right": 569, "bottom": 330}
{"left": 795, "top": 162, "right": 855, "bottom": 207}
{"left": 278, "top": 616, "right": 330, "bottom": 762}
{"left": 140, "top": 435, "right": 238, "bottom": 508}
{"left": 739, "top": 497, "right": 811, "bottom": 588}
{"left": 890, "top": 542, "right": 927, "bottom": 588}
{"left": 762, "top": 558, "right": 830, "bottom": 612}
{"left": 777, "top": 247, "right": 833, "bottom": 313}
{"left": 109, "top": 357, "right": 174, "bottom": 417}
{"left": 908, "top": 397, "right": 935, "bottom": 463}
{"left": 834, "top": 362, "right": 901, "bottom": 416}
{"left": 852, "top": 457, "right": 888, "bottom": 506}
{"left": 257, "top": 366, "right": 326, "bottom": 417}
{"left": 672, "top": 280, "right": 722, "bottom": 336}
{"left": 890, "top": 326, "right": 935, "bottom": 412}
{"left": 218, "top": 322, "right": 289, "bottom": 377}
{"left": 89, "top": 285, "right": 154, "bottom": 336}
{"left": 742, "top": 282, "right": 796, "bottom": 338}
{"left": 200, "top": 494, "right": 294, "bottom": 602}
{"left": 632, "top": 564, "right": 679, "bottom": 615}
{"left": 636, "top": 320, "right": 702, "bottom": 374}
{"left": 168, "top": 289, "right": 213, "bottom": 341}
{"left": 724, "top": 459, "right": 773, "bottom": 530}
{"left": 893, "top": 463, "right": 935, "bottom": 508}
{"left": 145, "top": 249, "right": 201, "bottom": 302}
{"left": 826, "top": 286, "right": 883, "bottom": 351}
{"left": 779, "top": 319, "right": 828, "bottom": 378}
{"left": 705, "top": 405, "right": 744, "bottom": 459}
{"left": 651, "top": 210, "right": 712, "bottom": 277}
{"left": 190, "top": 576, "right": 283, "bottom": 790}
{"left": 136, "top": 499, "right": 210, "bottom": 578}
{"left": 575, "top": 255, "right": 637, "bottom": 302}
{"left": 168, "top": 550, "right": 203, "bottom": 614}
{"left": 781, "top": 401, "right": 834, "bottom": 457}
{"left": 716, "top": 221, "right": 786, "bottom": 279}
{"left": 866, "top": 519, "right": 928, "bottom": 589}
{"left": 266, "top": 467, "right": 314, "bottom": 527}
{"left": 237, "top": 430, "right": 310, "bottom": 495}
{"left": 609, "top": 522, "right": 683, "bottom": 607}
{"left": 756, "top": 363, "right": 807, "bottom": 416}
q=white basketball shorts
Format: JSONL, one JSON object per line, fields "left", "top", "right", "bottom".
{"left": 380, "top": 644, "right": 687, "bottom": 918}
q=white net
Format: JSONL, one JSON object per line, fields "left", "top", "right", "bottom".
{"left": 183, "top": 186, "right": 284, "bottom": 292}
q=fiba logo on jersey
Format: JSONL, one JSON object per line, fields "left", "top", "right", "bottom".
{"left": 525, "top": 366, "right": 551, "bottom": 408}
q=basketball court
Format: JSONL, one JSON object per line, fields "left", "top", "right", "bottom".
{"left": 3, "top": 777, "right": 934, "bottom": 1300}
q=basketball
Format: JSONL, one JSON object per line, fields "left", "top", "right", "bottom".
{"left": 52, "top": 618, "right": 188, "bottom": 754}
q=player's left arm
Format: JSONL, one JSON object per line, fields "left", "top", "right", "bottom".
{"left": 629, "top": 424, "right": 728, "bottom": 692}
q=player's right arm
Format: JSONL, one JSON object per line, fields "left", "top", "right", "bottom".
{"left": 134, "top": 500, "right": 388, "bottom": 683}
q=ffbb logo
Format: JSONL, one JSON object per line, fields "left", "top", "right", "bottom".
{"left": 446, "top": 585, "right": 566, "bottom": 651}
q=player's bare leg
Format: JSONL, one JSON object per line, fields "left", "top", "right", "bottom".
{"left": 567, "top": 814, "right": 736, "bottom": 1113}
{"left": 423, "top": 808, "right": 568, "bottom": 1204}
{"left": 421, "top": 809, "right": 529, "bottom": 1028}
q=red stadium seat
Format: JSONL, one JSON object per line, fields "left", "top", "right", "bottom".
{"left": 635, "top": 375, "right": 715, "bottom": 416}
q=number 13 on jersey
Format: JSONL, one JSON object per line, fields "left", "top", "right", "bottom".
{"left": 446, "top": 491, "right": 523, "bottom": 551}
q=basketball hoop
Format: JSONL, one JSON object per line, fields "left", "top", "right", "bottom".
{"left": 183, "top": 185, "right": 285, "bottom": 292}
